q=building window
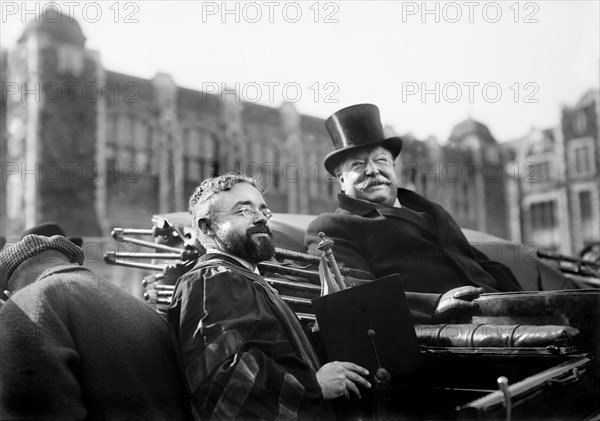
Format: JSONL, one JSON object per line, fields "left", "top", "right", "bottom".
{"left": 204, "top": 134, "right": 216, "bottom": 160}
{"left": 308, "top": 150, "right": 319, "bottom": 198}
{"left": 115, "top": 115, "right": 134, "bottom": 165}
{"left": 133, "top": 119, "right": 150, "bottom": 172}
{"left": 574, "top": 111, "right": 587, "bottom": 135}
{"left": 327, "top": 179, "right": 336, "bottom": 197}
{"left": 574, "top": 145, "right": 591, "bottom": 175}
{"left": 530, "top": 201, "right": 556, "bottom": 229}
{"left": 567, "top": 138, "right": 595, "bottom": 179}
{"left": 535, "top": 161, "right": 551, "bottom": 183}
{"left": 458, "top": 182, "right": 470, "bottom": 215}
{"left": 184, "top": 128, "right": 204, "bottom": 181}
{"left": 272, "top": 148, "right": 280, "bottom": 191}
{"left": 579, "top": 190, "right": 592, "bottom": 222}
{"left": 403, "top": 164, "right": 417, "bottom": 186}
{"left": 106, "top": 114, "right": 118, "bottom": 164}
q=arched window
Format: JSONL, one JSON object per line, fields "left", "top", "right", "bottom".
{"left": 117, "top": 115, "right": 133, "bottom": 166}
{"left": 308, "top": 148, "right": 318, "bottom": 198}
{"left": 203, "top": 132, "right": 216, "bottom": 160}
{"left": 184, "top": 127, "right": 203, "bottom": 181}
{"left": 133, "top": 119, "right": 150, "bottom": 172}
{"left": 106, "top": 113, "right": 118, "bottom": 165}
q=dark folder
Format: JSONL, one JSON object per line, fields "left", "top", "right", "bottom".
{"left": 311, "top": 274, "right": 423, "bottom": 377}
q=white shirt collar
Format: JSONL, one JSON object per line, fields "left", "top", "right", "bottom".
{"left": 393, "top": 198, "right": 402, "bottom": 208}
{"left": 204, "top": 247, "right": 260, "bottom": 274}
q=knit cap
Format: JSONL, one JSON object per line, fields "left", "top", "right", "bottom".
{"left": 0, "top": 234, "right": 84, "bottom": 292}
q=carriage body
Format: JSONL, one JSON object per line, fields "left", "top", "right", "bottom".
{"left": 105, "top": 212, "right": 600, "bottom": 420}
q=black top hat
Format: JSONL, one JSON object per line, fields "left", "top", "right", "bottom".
{"left": 21, "top": 222, "right": 83, "bottom": 247}
{"left": 324, "top": 104, "right": 403, "bottom": 175}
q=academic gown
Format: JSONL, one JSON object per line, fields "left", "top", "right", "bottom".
{"left": 167, "top": 254, "right": 330, "bottom": 420}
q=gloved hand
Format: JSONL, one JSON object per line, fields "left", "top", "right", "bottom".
{"left": 433, "top": 286, "right": 485, "bottom": 323}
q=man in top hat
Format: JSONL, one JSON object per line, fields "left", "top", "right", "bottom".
{"left": 0, "top": 234, "right": 193, "bottom": 420}
{"left": 305, "top": 104, "right": 522, "bottom": 323}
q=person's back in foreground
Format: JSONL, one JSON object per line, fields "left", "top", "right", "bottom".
{"left": 0, "top": 234, "right": 193, "bottom": 420}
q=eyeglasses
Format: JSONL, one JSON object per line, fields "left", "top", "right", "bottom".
{"left": 235, "top": 205, "right": 273, "bottom": 220}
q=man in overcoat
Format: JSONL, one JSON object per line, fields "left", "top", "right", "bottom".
{"left": 305, "top": 104, "right": 522, "bottom": 322}
{"left": 0, "top": 234, "right": 193, "bottom": 420}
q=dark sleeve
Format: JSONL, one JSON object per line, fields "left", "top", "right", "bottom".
{"left": 404, "top": 292, "right": 442, "bottom": 323}
{"left": 0, "top": 289, "right": 86, "bottom": 420}
{"left": 345, "top": 269, "right": 441, "bottom": 324}
{"left": 307, "top": 215, "right": 444, "bottom": 323}
{"left": 470, "top": 246, "right": 523, "bottom": 291}
{"left": 168, "top": 266, "right": 324, "bottom": 420}
{"left": 305, "top": 215, "right": 372, "bottom": 274}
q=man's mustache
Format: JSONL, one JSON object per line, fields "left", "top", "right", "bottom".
{"left": 355, "top": 176, "right": 391, "bottom": 191}
{"left": 247, "top": 225, "right": 273, "bottom": 237}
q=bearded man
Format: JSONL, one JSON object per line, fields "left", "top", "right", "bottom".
{"left": 305, "top": 104, "right": 522, "bottom": 322}
{"left": 168, "top": 173, "right": 371, "bottom": 420}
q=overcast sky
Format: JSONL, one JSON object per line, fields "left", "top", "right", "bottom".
{"left": 2, "top": 0, "right": 599, "bottom": 142}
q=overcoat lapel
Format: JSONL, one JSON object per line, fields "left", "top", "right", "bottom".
{"left": 396, "top": 188, "right": 465, "bottom": 247}
{"left": 376, "top": 207, "right": 437, "bottom": 239}
{"left": 338, "top": 189, "right": 445, "bottom": 242}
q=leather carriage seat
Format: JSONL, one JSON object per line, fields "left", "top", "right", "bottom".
{"left": 415, "top": 323, "right": 579, "bottom": 349}
{"left": 146, "top": 284, "right": 580, "bottom": 351}
{"left": 464, "top": 229, "right": 572, "bottom": 291}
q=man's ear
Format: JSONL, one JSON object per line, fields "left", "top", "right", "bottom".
{"left": 198, "top": 219, "right": 214, "bottom": 236}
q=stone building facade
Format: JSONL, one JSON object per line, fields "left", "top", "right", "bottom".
{"left": 0, "top": 13, "right": 507, "bottom": 239}
{"left": 0, "top": 14, "right": 342, "bottom": 241}
{"left": 1, "top": 12, "right": 597, "bottom": 293}
{"left": 502, "top": 90, "right": 600, "bottom": 255}
{"left": 562, "top": 90, "right": 600, "bottom": 254}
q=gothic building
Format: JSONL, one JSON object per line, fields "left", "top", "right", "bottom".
{"left": 0, "top": 13, "right": 343, "bottom": 241}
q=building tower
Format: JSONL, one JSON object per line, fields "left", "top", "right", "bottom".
{"left": 448, "top": 118, "right": 509, "bottom": 239}
{"left": 3, "top": 8, "right": 102, "bottom": 237}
